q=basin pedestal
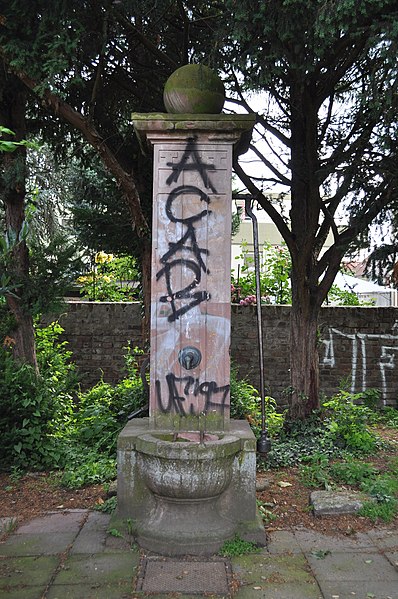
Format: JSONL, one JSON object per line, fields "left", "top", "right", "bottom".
{"left": 116, "top": 418, "right": 265, "bottom": 555}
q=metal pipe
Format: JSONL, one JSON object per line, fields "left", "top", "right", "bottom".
{"left": 244, "top": 198, "right": 271, "bottom": 457}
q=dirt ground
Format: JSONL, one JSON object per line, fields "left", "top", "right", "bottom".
{"left": 1, "top": 428, "right": 397, "bottom": 537}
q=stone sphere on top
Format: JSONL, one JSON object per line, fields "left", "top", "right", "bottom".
{"left": 163, "top": 64, "right": 225, "bottom": 114}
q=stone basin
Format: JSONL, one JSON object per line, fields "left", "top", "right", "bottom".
{"left": 135, "top": 432, "right": 241, "bottom": 500}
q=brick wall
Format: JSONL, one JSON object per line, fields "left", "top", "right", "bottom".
{"left": 47, "top": 302, "right": 143, "bottom": 388}
{"left": 49, "top": 302, "right": 398, "bottom": 405}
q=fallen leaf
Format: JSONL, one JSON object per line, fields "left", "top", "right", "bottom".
{"left": 253, "top": 586, "right": 262, "bottom": 590}
{"left": 277, "top": 481, "right": 292, "bottom": 488}
{"left": 364, "top": 559, "right": 373, "bottom": 564}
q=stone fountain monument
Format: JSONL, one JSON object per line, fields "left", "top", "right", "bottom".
{"left": 116, "top": 64, "right": 264, "bottom": 555}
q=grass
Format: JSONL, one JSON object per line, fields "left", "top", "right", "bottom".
{"left": 219, "top": 535, "right": 261, "bottom": 557}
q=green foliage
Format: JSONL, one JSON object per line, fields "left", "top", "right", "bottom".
{"left": 76, "top": 253, "right": 140, "bottom": 302}
{"left": 299, "top": 453, "right": 332, "bottom": 488}
{"left": 359, "top": 473, "right": 398, "bottom": 522}
{"left": 95, "top": 496, "right": 118, "bottom": 514}
{"left": 327, "top": 285, "right": 368, "bottom": 306}
{"left": 358, "top": 500, "right": 398, "bottom": 523}
{"left": 329, "top": 460, "right": 377, "bottom": 485}
{"left": 0, "top": 320, "right": 145, "bottom": 489}
{"left": 0, "top": 322, "right": 76, "bottom": 471}
{"left": 374, "top": 406, "right": 398, "bottom": 428}
{"left": 0, "top": 126, "right": 39, "bottom": 153}
{"left": 322, "top": 391, "right": 378, "bottom": 453}
{"left": 232, "top": 242, "right": 291, "bottom": 305}
{"left": 230, "top": 367, "right": 285, "bottom": 438}
{"left": 265, "top": 412, "right": 337, "bottom": 468}
{"left": 58, "top": 451, "right": 116, "bottom": 489}
{"left": 219, "top": 535, "right": 260, "bottom": 557}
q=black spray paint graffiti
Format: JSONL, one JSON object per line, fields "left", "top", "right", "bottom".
{"left": 165, "top": 137, "right": 217, "bottom": 193}
{"left": 156, "top": 374, "right": 230, "bottom": 416}
{"left": 155, "top": 138, "right": 228, "bottom": 417}
{"left": 156, "top": 185, "right": 211, "bottom": 322}
{"left": 156, "top": 138, "right": 217, "bottom": 323}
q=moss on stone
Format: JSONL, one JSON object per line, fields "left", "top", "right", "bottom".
{"left": 163, "top": 64, "right": 225, "bottom": 114}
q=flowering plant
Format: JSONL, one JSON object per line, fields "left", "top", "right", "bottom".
{"left": 76, "top": 253, "right": 139, "bottom": 301}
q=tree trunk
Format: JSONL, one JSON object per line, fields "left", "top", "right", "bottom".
{"left": 288, "top": 283, "right": 320, "bottom": 419}
{"left": 0, "top": 76, "right": 38, "bottom": 371}
{"left": 287, "top": 78, "right": 322, "bottom": 418}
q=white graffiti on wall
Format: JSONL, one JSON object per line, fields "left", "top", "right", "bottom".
{"left": 321, "top": 323, "right": 398, "bottom": 403}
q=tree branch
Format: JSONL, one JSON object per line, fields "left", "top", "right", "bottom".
{"left": 233, "top": 159, "right": 294, "bottom": 252}
{"left": 10, "top": 66, "right": 149, "bottom": 237}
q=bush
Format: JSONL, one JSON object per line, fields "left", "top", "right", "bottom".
{"left": 322, "top": 391, "right": 378, "bottom": 453}
{"left": 0, "top": 321, "right": 76, "bottom": 471}
{"left": 230, "top": 367, "right": 285, "bottom": 438}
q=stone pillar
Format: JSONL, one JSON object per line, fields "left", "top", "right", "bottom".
{"left": 132, "top": 114, "right": 255, "bottom": 431}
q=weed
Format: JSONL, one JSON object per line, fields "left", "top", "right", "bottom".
{"left": 94, "top": 496, "right": 117, "bottom": 514}
{"left": 219, "top": 535, "right": 261, "bottom": 557}
{"left": 256, "top": 499, "right": 277, "bottom": 523}
{"left": 58, "top": 452, "right": 116, "bottom": 488}
{"left": 329, "top": 460, "right": 377, "bottom": 485}
{"left": 0, "top": 517, "right": 18, "bottom": 535}
{"left": 360, "top": 474, "right": 398, "bottom": 500}
{"left": 358, "top": 499, "right": 398, "bottom": 523}
{"left": 299, "top": 453, "right": 332, "bottom": 489}
{"left": 107, "top": 528, "right": 123, "bottom": 538}
{"left": 322, "top": 391, "right": 378, "bottom": 454}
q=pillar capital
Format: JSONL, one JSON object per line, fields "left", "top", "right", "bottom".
{"left": 131, "top": 113, "right": 256, "bottom": 157}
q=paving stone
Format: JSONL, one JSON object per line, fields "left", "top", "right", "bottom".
{"left": 294, "top": 528, "right": 373, "bottom": 553}
{"left": 71, "top": 512, "right": 111, "bottom": 554}
{"left": 0, "top": 555, "right": 58, "bottom": 587}
{"left": 0, "top": 532, "right": 77, "bottom": 556}
{"left": 385, "top": 551, "right": 398, "bottom": 569}
{"left": 306, "top": 551, "right": 398, "bottom": 583}
{"left": 54, "top": 553, "right": 139, "bottom": 586}
{"left": 310, "top": 490, "right": 364, "bottom": 516}
{"left": 0, "top": 586, "right": 47, "bottom": 599}
{"left": 16, "top": 511, "right": 87, "bottom": 535}
{"left": 235, "top": 581, "right": 323, "bottom": 599}
{"left": 317, "top": 579, "right": 398, "bottom": 599}
{"left": 231, "top": 553, "right": 314, "bottom": 585}
{"left": 366, "top": 529, "right": 398, "bottom": 550}
{"left": 266, "top": 530, "right": 302, "bottom": 554}
{"left": 46, "top": 582, "right": 133, "bottom": 599}
{"left": 104, "top": 534, "right": 135, "bottom": 552}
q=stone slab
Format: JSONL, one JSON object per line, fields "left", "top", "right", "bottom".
{"left": 0, "top": 532, "right": 78, "bottom": 556}
{"left": 231, "top": 552, "right": 314, "bottom": 585}
{"left": 366, "top": 529, "right": 398, "bottom": 550}
{"left": 0, "top": 555, "right": 58, "bottom": 587}
{"left": 136, "top": 557, "right": 231, "bottom": 594}
{"left": 385, "top": 551, "right": 398, "bottom": 568}
{"left": 71, "top": 512, "right": 111, "bottom": 554}
{"left": 294, "top": 528, "right": 373, "bottom": 553}
{"left": 53, "top": 553, "right": 139, "bottom": 586}
{"left": 0, "top": 586, "right": 48, "bottom": 599}
{"left": 266, "top": 530, "right": 302, "bottom": 555}
{"left": 317, "top": 579, "right": 398, "bottom": 599}
{"left": 306, "top": 551, "right": 398, "bottom": 582}
{"left": 235, "top": 582, "right": 322, "bottom": 599}
{"left": 310, "top": 490, "right": 364, "bottom": 516}
{"left": 46, "top": 582, "right": 133, "bottom": 599}
{"left": 16, "top": 511, "right": 87, "bottom": 534}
